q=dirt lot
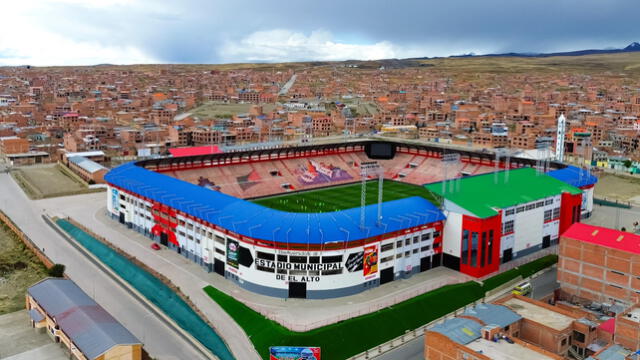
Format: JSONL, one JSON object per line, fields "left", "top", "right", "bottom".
{"left": 594, "top": 173, "right": 640, "bottom": 203}
{"left": 0, "top": 224, "right": 47, "bottom": 314}
{"left": 190, "top": 101, "right": 277, "bottom": 119}
{"left": 12, "top": 164, "right": 103, "bottom": 199}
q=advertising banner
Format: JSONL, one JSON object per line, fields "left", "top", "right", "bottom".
{"left": 345, "top": 251, "right": 364, "bottom": 272}
{"left": 269, "top": 346, "right": 320, "bottom": 360}
{"left": 226, "top": 239, "right": 239, "bottom": 268}
{"left": 363, "top": 245, "right": 378, "bottom": 276}
{"left": 111, "top": 188, "right": 119, "bottom": 212}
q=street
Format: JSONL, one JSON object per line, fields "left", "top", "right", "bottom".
{"left": 373, "top": 267, "right": 558, "bottom": 360}
{"left": 0, "top": 172, "right": 207, "bottom": 360}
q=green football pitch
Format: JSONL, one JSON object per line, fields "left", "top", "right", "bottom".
{"left": 251, "top": 180, "right": 441, "bottom": 212}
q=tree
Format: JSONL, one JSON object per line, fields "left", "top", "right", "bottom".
{"left": 624, "top": 160, "right": 632, "bottom": 168}
{"left": 48, "top": 263, "right": 65, "bottom": 277}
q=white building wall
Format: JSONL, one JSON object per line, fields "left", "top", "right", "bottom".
{"left": 443, "top": 212, "right": 462, "bottom": 257}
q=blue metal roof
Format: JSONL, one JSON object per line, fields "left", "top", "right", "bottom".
{"left": 589, "top": 344, "right": 633, "bottom": 360}
{"left": 28, "top": 279, "right": 140, "bottom": 359}
{"left": 430, "top": 317, "right": 482, "bottom": 345}
{"left": 462, "top": 303, "right": 522, "bottom": 328}
{"left": 547, "top": 165, "right": 598, "bottom": 188}
{"left": 105, "top": 162, "right": 445, "bottom": 245}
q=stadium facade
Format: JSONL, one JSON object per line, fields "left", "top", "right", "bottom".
{"left": 105, "top": 140, "right": 596, "bottom": 299}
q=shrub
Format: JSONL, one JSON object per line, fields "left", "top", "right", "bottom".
{"left": 48, "top": 263, "right": 65, "bottom": 277}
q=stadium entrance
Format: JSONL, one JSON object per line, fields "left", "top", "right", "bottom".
{"left": 288, "top": 282, "right": 307, "bottom": 298}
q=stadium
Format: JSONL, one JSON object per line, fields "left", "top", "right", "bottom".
{"left": 104, "top": 140, "right": 596, "bottom": 299}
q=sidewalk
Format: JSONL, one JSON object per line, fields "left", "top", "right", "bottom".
{"left": 38, "top": 192, "right": 473, "bottom": 332}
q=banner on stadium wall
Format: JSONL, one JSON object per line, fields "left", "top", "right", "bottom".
{"left": 111, "top": 188, "right": 119, "bottom": 212}
{"left": 269, "top": 346, "right": 320, "bottom": 360}
{"left": 363, "top": 245, "right": 378, "bottom": 276}
{"left": 345, "top": 251, "right": 364, "bottom": 272}
{"left": 227, "top": 239, "right": 239, "bottom": 268}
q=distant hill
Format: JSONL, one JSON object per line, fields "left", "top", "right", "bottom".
{"left": 411, "top": 42, "right": 640, "bottom": 60}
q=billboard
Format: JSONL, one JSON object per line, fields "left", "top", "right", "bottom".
{"left": 226, "top": 239, "right": 239, "bottom": 268}
{"left": 363, "top": 245, "right": 378, "bottom": 276}
{"left": 269, "top": 346, "right": 320, "bottom": 360}
{"left": 111, "top": 188, "right": 119, "bottom": 212}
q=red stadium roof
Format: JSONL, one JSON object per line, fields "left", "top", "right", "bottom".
{"left": 169, "top": 145, "right": 222, "bottom": 157}
{"left": 563, "top": 223, "right": 640, "bottom": 255}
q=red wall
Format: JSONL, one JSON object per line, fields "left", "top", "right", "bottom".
{"left": 559, "top": 192, "right": 582, "bottom": 236}
{"left": 459, "top": 213, "right": 502, "bottom": 278}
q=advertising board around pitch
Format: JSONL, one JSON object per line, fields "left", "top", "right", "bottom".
{"left": 269, "top": 346, "right": 321, "bottom": 360}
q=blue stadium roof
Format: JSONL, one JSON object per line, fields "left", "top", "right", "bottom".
{"left": 105, "top": 162, "right": 445, "bottom": 245}
{"left": 547, "top": 165, "right": 598, "bottom": 188}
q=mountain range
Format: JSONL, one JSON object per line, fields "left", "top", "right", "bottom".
{"left": 446, "top": 42, "right": 640, "bottom": 59}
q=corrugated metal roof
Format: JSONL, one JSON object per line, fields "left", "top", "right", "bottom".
{"left": 590, "top": 344, "right": 633, "bottom": 360}
{"left": 105, "top": 162, "right": 445, "bottom": 245}
{"left": 28, "top": 279, "right": 140, "bottom": 359}
{"left": 462, "top": 303, "right": 522, "bottom": 328}
{"left": 430, "top": 317, "right": 482, "bottom": 345}
{"left": 68, "top": 156, "right": 107, "bottom": 174}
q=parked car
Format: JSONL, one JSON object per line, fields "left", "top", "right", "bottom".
{"left": 512, "top": 282, "right": 532, "bottom": 296}
{"left": 150, "top": 243, "right": 161, "bottom": 250}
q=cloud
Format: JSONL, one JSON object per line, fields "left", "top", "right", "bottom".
{"left": 221, "top": 29, "right": 398, "bottom": 62}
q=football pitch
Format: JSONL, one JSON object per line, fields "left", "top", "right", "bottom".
{"left": 252, "top": 180, "right": 441, "bottom": 212}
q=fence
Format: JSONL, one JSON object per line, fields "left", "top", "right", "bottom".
{"left": 594, "top": 197, "right": 632, "bottom": 209}
{"left": 0, "top": 209, "right": 54, "bottom": 268}
{"left": 348, "top": 266, "right": 555, "bottom": 360}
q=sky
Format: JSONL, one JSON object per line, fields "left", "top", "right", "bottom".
{"left": 1, "top": 0, "right": 640, "bottom": 66}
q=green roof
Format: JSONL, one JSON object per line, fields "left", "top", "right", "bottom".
{"left": 425, "top": 167, "right": 582, "bottom": 218}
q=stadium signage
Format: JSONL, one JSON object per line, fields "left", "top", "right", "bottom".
{"left": 255, "top": 259, "right": 342, "bottom": 271}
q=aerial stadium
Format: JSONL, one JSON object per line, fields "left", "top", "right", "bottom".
{"left": 104, "top": 140, "right": 596, "bottom": 299}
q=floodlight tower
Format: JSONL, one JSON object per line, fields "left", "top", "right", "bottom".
{"left": 360, "top": 162, "right": 383, "bottom": 229}
{"left": 555, "top": 114, "right": 567, "bottom": 162}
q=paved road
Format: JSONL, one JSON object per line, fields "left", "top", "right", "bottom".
{"left": 278, "top": 74, "right": 297, "bottom": 95}
{"left": 0, "top": 173, "right": 207, "bottom": 360}
{"left": 584, "top": 204, "right": 640, "bottom": 233}
{"left": 373, "top": 267, "right": 558, "bottom": 360}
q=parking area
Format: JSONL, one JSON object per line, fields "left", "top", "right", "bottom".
{"left": 0, "top": 310, "right": 68, "bottom": 360}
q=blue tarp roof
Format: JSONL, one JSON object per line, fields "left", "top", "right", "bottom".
{"left": 547, "top": 165, "right": 598, "bottom": 188}
{"left": 105, "top": 162, "right": 445, "bottom": 245}
{"left": 462, "top": 303, "right": 522, "bottom": 328}
{"left": 430, "top": 317, "right": 482, "bottom": 345}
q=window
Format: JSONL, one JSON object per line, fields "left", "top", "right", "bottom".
{"left": 413, "top": 248, "right": 419, "bottom": 254}
{"left": 572, "top": 330, "right": 585, "bottom": 343}
{"left": 503, "top": 220, "right": 514, "bottom": 234}
{"left": 257, "top": 251, "right": 275, "bottom": 261}
{"left": 381, "top": 243, "right": 394, "bottom": 252}
{"left": 561, "top": 338, "right": 567, "bottom": 346}
{"left": 322, "top": 255, "right": 343, "bottom": 263}
{"left": 256, "top": 264, "right": 275, "bottom": 273}
{"left": 516, "top": 206, "right": 525, "bottom": 213}
{"left": 433, "top": 231, "right": 441, "bottom": 238}
{"left": 487, "top": 230, "right": 494, "bottom": 265}
{"left": 404, "top": 251, "right": 410, "bottom": 257}
{"left": 536, "top": 201, "right": 544, "bottom": 208}
{"left": 421, "top": 246, "right": 431, "bottom": 252}
{"left": 526, "top": 203, "right": 535, "bottom": 211}
{"left": 308, "top": 256, "right": 320, "bottom": 264}
{"left": 290, "top": 256, "right": 307, "bottom": 263}
{"left": 552, "top": 207, "right": 561, "bottom": 219}
{"left": 322, "top": 269, "right": 342, "bottom": 275}
{"left": 405, "top": 239, "right": 411, "bottom": 246}
{"left": 461, "top": 230, "right": 470, "bottom": 264}
{"left": 413, "top": 236, "right": 419, "bottom": 244}
{"left": 505, "top": 209, "right": 515, "bottom": 216}
{"left": 544, "top": 209, "right": 553, "bottom": 222}
{"left": 381, "top": 255, "right": 394, "bottom": 263}
{"left": 277, "top": 255, "right": 288, "bottom": 262}
{"left": 396, "top": 240, "right": 403, "bottom": 248}
{"left": 433, "top": 242, "right": 441, "bottom": 249}
{"left": 422, "top": 233, "right": 431, "bottom": 241}
{"left": 545, "top": 198, "right": 553, "bottom": 205}
{"left": 215, "top": 248, "right": 225, "bottom": 255}
{"left": 396, "top": 253, "right": 402, "bottom": 259}
{"left": 470, "top": 232, "right": 479, "bottom": 267}
{"left": 480, "top": 232, "right": 487, "bottom": 267}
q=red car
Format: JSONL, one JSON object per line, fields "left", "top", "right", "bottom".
{"left": 150, "top": 243, "right": 161, "bottom": 250}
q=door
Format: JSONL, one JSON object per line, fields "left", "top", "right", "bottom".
{"left": 214, "top": 258, "right": 225, "bottom": 276}
{"left": 288, "top": 282, "right": 306, "bottom": 299}
{"left": 380, "top": 267, "right": 394, "bottom": 285}
{"left": 502, "top": 248, "right": 513, "bottom": 263}
{"left": 160, "top": 232, "right": 168, "bottom": 246}
{"left": 420, "top": 256, "right": 432, "bottom": 272}
{"left": 432, "top": 254, "right": 441, "bottom": 268}
{"left": 118, "top": 212, "right": 125, "bottom": 224}
{"left": 542, "top": 235, "right": 551, "bottom": 249}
